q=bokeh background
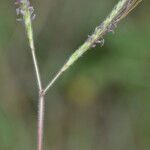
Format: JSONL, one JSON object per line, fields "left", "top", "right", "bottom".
{"left": 0, "top": 0, "right": 149, "bottom": 150}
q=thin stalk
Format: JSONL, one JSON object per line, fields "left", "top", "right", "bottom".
{"left": 43, "top": 0, "right": 142, "bottom": 95}
{"left": 38, "top": 95, "right": 45, "bottom": 150}
{"left": 18, "top": 1, "right": 44, "bottom": 150}
{"left": 44, "top": 70, "right": 63, "bottom": 94}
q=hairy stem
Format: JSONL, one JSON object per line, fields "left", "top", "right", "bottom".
{"left": 19, "top": 1, "right": 44, "bottom": 150}
{"left": 43, "top": 0, "right": 142, "bottom": 94}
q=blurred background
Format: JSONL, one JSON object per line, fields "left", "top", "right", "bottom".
{"left": 0, "top": 0, "right": 149, "bottom": 150}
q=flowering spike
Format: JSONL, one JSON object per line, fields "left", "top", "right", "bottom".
{"left": 15, "top": 0, "right": 35, "bottom": 23}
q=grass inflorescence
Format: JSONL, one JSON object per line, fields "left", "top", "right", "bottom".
{"left": 14, "top": 0, "right": 142, "bottom": 150}
{"left": 44, "top": 0, "right": 142, "bottom": 94}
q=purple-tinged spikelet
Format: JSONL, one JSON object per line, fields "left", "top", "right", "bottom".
{"left": 15, "top": 0, "right": 36, "bottom": 22}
